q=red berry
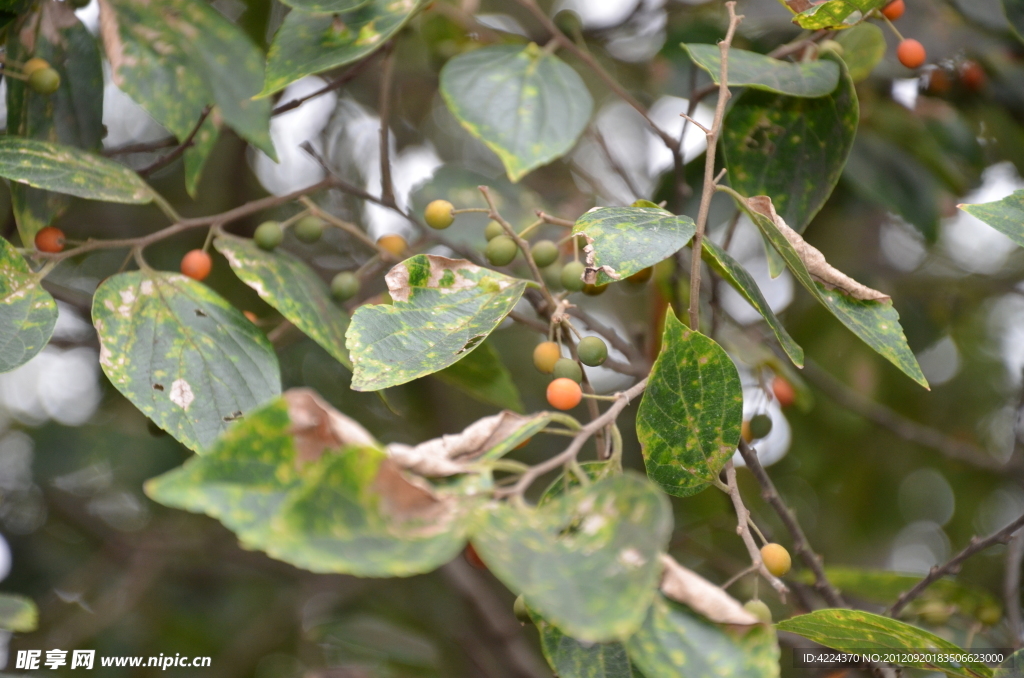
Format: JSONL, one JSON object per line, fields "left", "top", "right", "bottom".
{"left": 772, "top": 377, "right": 796, "bottom": 408}
{"left": 34, "top": 226, "right": 65, "bottom": 253}
{"left": 547, "top": 378, "right": 583, "bottom": 410}
{"left": 180, "top": 249, "right": 213, "bottom": 281}
{"left": 897, "top": 39, "right": 927, "bottom": 69}
{"left": 959, "top": 60, "right": 986, "bottom": 91}
{"left": 881, "top": 0, "right": 905, "bottom": 21}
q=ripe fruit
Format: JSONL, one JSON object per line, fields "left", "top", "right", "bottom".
{"left": 553, "top": 357, "right": 583, "bottom": 383}
{"left": 485, "top": 235, "right": 518, "bottom": 266}
{"left": 424, "top": 199, "right": 455, "bottom": 230}
{"left": 485, "top": 221, "right": 505, "bottom": 241}
{"left": 881, "top": 0, "right": 905, "bottom": 20}
{"left": 34, "top": 226, "right": 65, "bottom": 253}
{"left": 513, "top": 595, "right": 532, "bottom": 624}
{"left": 464, "top": 543, "right": 486, "bottom": 570}
{"left": 959, "top": 60, "right": 986, "bottom": 91}
{"left": 627, "top": 267, "right": 653, "bottom": 284}
{"left": 772, "top": 377, "right": 796, "bottom": 408}
{"left": 743, "top": 599, "right": 772, "bottom": 624}
{"left": 547, "top": 378, "right": 582, "bottom": 410}
{"left": 331, "top": 271, "right": 360, "bottom": 302}
{"left": 577, "top": 337, "right": 608, "bottom": 367}
{"left": 294, "top": 215, "right": 325, "bottom": 243}
{"left": 760, "top": 543, "right": 792, "bottom": 577}
{"left": 22, "top": 58, "right": 50, "bottom": 76}
{"left": 243, "top": 311, "right": 259, "bottom": 323}
{"left": 749, "top": 414, "right": 773, "bottom": 439}
{"left": 378, "top": 234, "right": 407, "bottom": 258}
{"left": 254, "top": 221, "right": 284, "bottom": 250}
{"left": 926, "top": 68, "right": 951, "bottom": 96}
{"left": 180, "top": 249, "right": 213, "bottom": 281}
{"left": 28, "top": 68, "right": 60, "bottom": 95}
{"left": 561, "top": 261, "right": 585, "bottom": 292}
{"left": 897, "top": 39, "right": 926, "bottom": 69}
{"left": 530, "top": 240, "right": 559, "bottom": 268}
{"left": 533, "top": 341, "right": 561, "bottom": 374}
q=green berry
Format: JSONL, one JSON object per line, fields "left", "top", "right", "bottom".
{"left": 425, "top": 199, "right": 455, "bottom": 229}
{"left": 530, "top": 239, "right": 559, "bottom": 268}
{"left": 294, "top": 215, "right": 325, "bottom": 243}
{"left": 485, "top": 220, "right": 505, "bottom": 241}
{"left": 541, "top": 262, "right": 563, "bottom": 289}
{"left": 977, "top": 603, "right": 1001, "bottom": 626}
{"left": 749, "top": 414, "right": 773, "bottom": 439}
{"left": 254, "top": 221, "right": 284, "bottom": 250}
{"left": 561, "top": 261, "right": 585, "bottom": 292}
{"left": 513, "top": 595, "right": 532, "bottom": 625}
{"left": 553, "top": 358, "right": 582, "bottom": 383}
{"left": 577, "top": 337, "right": 608, "bottom": 367}
{"left": 28, "top": 67, "right": 60, "bottom": 95}
{"left": 331, "top": 272, "right": 360, "bottom": 302}
{"left": 743, "top": 599, "right": 772, "bottom": 624}
{"left": 486, "top": 235, "right": 518, "bottom": 267}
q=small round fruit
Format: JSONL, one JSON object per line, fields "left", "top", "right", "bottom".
{"left": 34, "top": 226, "right": 65, "bottom": 253}
{"left": 293, "top": 215, "right": 325, "bottom": 243}
{"left": 582, "top": 283, "right": 608, "bottom": 296}
{"left": 541, "top": 262, "right": 563, "bottom": 290}
{"left": 760, "top": 543, "right": 792, "bottom": 577}
{"left": 743, "top": 599, "right": 773, "bottom": 624}
{"left": 530, "top": 240, "right": 559, "bottom": 268}
{"left": 485, "top": 220, "right": 505, "bottom": 241}
{"left": 627, "top": 267, "right": 653, "bottom": 284}
{"left": 513, "top": 595, "right": 532, "bottom": 625}
{"left": 561, "top": 261, "right": 586, "bottom": 292}
{"left": 897, "top": 39, "right": 927, "bottom": 69}
{"left": 533, "top": 341, "right": 561, "bottom": 374}
{"left": 577, "top": 337, "right": 608, "bottom": 367}
{"left": 547, "top": 377, "right": 582, "bottom": 410}
{"left": 180, "top": 249, "right": 213, "bottom": 281}
{"left": 960, "top": 60, "right": 986, "bottom": 91}
{"left": 331, "top": 271, "right": 360, "bottom": 302}
{"left": 22, "top": 57, "right": 50, "bottom": 76}
{"left": 553, "top": 357, "right": 583, "bottom": 383}
{"left": 486, "top": 235, "right": 518, "bottom": 266}
{"left": 749, "top": 414, "right": 773, "bottom": 439}
{"left": 918, "top": 600, "right": 952, "bottom": 626}
{"left": 424, "top": 199, "right": 455, "bottom": 230}
{"left": 926, "top": 68, "right": 951, "bottom": 95}
{"left": 772, "top": 377, "right": 796, "bottom": 408}
{"left": 378, "top": 234, "right": 407, "bottom": 258}
{"left": 254, "top": 220, "right": 284, "bottom": 250}
{"left": 976, "top": 603, "right": 1001, "bottom": 626}
{"left": 28, "top": 67, "right": 60, "bottom": 95}
{"left": 881, "top": 0, "right": 905, "bottom": 20}
{"left": 243, "top": 311, "right": 259, "bottom": 323}
{"left": 464, "top": 543, "right": 486, "bottom": 570}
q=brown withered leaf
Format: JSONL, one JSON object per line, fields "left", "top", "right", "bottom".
{"left": 284, "top": 388, "right": 377, "bottom": 464}
{"left": 372, "top": 458, "right": 457, "bottom": 536}
{"left": 747, "top": 196, "right": 890, "bottom": 302}
{"left": 659, "top": 554, "right": 760, "bottom": 626}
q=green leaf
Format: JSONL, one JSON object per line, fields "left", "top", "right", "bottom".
{"left": 261, "top": 0, "right": 426, "bottom": 98}
{"left": 834, "top": 23, "right": 886, "bottom": 82}
{"left": 280, "top": 0, "right": 369, "bottom": 12}
{"left": 440, "top": 43, "right": 593, "bottom": 182}
{"left": 682, "top": 43, "right": 840, "bottom": 97}
{"left": 435, "top": 340, "right": 524, "bottom": 412}
{"left": 92, "top": 271, "right": 281, "bottom": 452}
{"left": 625, "top": 596, "right": 780, "bottom": 678}
{"left": 0, "top": 594, "right": 37, "bottom": 632}
{"left": 729, "top": 192, "right": 928, "bottom": 388}
{"left": 637, "top": 312, "right": 743, "bottom": 497}
{"left": 701, "top": 240, "right": 804, "bottom": 367}
{"left": 214, "top": 234, "right": 351, "bottom": 369}
{"left": 776, "top": 609, "right": 993, "bottom": 678}
{"left": 785, "top": 0, "right": 888, "bottom": 30}
{"left": 571, "top": 207, "right": 695, "bottom": 286}
{"left": 0, "top": 237, "right": 57, "bottom": 373}
{"left": 959, "top": 190, "right": 1024, "bottom": 248}
{"left": 470, "top": 473, "right": 672, "bottom": 642}
{"left": 537, "top": 620, "right": 637, "bottom": 678}
{"left": 346, "top": 255, "right": 528, "bottom": 391}
{"left": 7, "top": 1, "right": 104, "bottom": 244}
{"left": 0, "top": 138, "right": 152, "bottom": 204}
{"left": 722, "top": 54, "right": 858, "bottom": 233}
{"left": 1006, "top": 0, "right": 1024, "bottom": 43}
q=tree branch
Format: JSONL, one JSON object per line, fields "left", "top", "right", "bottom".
{"left": 137, "top": 105, "right": 212, "bottom": 177}
{"left": 722, "top": 461, "right": 789, "bottom": 599}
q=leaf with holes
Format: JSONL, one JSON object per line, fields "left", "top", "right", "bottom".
{"left": 682, "top": 43, "right": 840, "bottom": 97}
{"left": 783, "top": 0, "right": 889, "bottom": 30}
{"left": 346, "top": 255, "right": 528, "bottom": 391}
{"left": 637, "top": 313, "right": 743, "bottom": 497}
{"left": 440, "top": 43, "right": 593, "bottom": 182}
{"left": 215, "top": 234, "right": 350, "bottom": 369}
{"left": 434, "top": 340, "right": 523, "bottom": 412}
{"left": 92, "top": 271, "right": 281, "bottom": 452}
{"left": 470, "top": 473, "right": 672, "bottom": 642}
{"left": 536, "top": 619, "right": 638, "bottom": 678}
{"left": 959, "top": 190, "right": 1024, "bottom": 248}
{"left": 0, "top": 594, "right": 37, "bottom": 632}
{"left": 722, "top": 54, "right": 858, "bottom": 233}
{"left": 0, "top": 237, "right": 57, "bottom": 373}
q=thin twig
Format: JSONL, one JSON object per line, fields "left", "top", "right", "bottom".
{"left": 103, "top": 137, "right": 178, "bottom": 157}
{"left": 138, "top": 105, "right": 212, "bottom": 177}
{"left": 723, "top": 461, "right": 789, "bottom": 599}
{"left": 535, "top": 211, "right": 575, "bottom": 228}
{"left": 271, "top": 56, "right": 377, "bottom": 116}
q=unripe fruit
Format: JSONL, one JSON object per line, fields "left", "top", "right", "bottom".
{"left": 513, "top": 595, "right": 532, "bottom": 625}
{"left": 424, "top": 199, "right": 455, "bottom": 229}
{"left": 254, "top": 221, "right": 284, "bottom": 250}
{"left": 464, "top": 543, "right": 486, "bottom": 570}
{"left": 772, "top": 377, "right": 796, "bottom": 408}
{"left": 743, "top": 599, "right": 772, "bottom": 624}
{"left": 485, "top": 220, "right": 505, "bottom": 241}
{"left": 582, "top": 283, "right": 608, "bottom": 296}
{"left": 627, "top": 267, "right": 653, "bottom": 284}
{"left": 881, "top": 0, "right": 904, "bottom": 20}
{"left": 977, "top": 603, "right": 1001, "bottom": 626}
{"left": 22, "top": 58, "right": 50, "bottom": 76}
{"left": 378, "top": 234, "right": 407, "bottom": 258}
{"left": 293, "top": 215, "right": 325, "bottom": 243}
{"left": 331, "top": 271, "right": 360, "bottom": 302}
{"left": 749, "top": 414, "right": 773, "bottom": 439}
{"left": 760, "top": 543, "right": 792, "bottom": 577}
{"left": 918, "top": 600, "right": 952, "bottom": 626}
{"left": 577, "top": 337, "right": 607, "bottom": 367}
{"left": 28, "top": 68, "right": 60, "bottom": 95}
{"left": 547, "top": 377, "right": 582, "bottom": 410}
{"left": 530, "top": 239, "right": 559, "bottom": 268}
{"left": 553, "top": 357, "right": 583, "bottom": 383}
{"left": 897, "top": 39, "right": 926, "bottom": 69}
{"left": 34, "top": 226, "right": 65, "bottom": 253}
{"left": 486, "top": 235, "right": 518, "bottom": 266}
{"left": 533, "top": 341, "right": 561, "bottom": 374}
{"left": 561, "top": 261, "right": 585, "bottom": 292}
{"left": 960, "top": 60, "right": 986, "bottom": 91}
{"left": 180, "top": 249, "right": 213, "bottom": 281}
{"left": 541, "top": 262, "right": 563, "bottom": 290}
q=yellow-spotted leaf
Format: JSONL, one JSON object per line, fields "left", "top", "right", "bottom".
{"left": 683, "top": 43, "right": 840, "bottom": 97}
{"left": 0, "top": 237, "right": 57, "bottom": 373}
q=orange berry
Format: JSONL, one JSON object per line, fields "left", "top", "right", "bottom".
{"left": 464, "top": 543, "right": 486, "bottom": 570}
{"left": 881, "top": 0, "right": 904, "bottom": 21}
{"left": 180, "top": 249, "right": 213, "bottom": 281}
{"left": 243, "top": 311, "right": 259, "bottom": 323}
{"left": 547, "top": 377, "right": 582, "bottom": 410}
{"left": 377, "top": 234, "right": 407, "bottom": 258}
{"left": 897, "top": 39, "right": 927, "bottom": 69}
{"left": 533, "top": 341, "right": 562, "bottom": 374}
{"left": 760, "top": 543, "right": 792, "bottom": 577}
{"left": 34, "top": 226, "right": 65, "bottom": 253}
{"left": 959, "top": 60, "right": 986, "bottom": 91}
{"left": 772, "top": 377, "right": 796, "bottom": 408}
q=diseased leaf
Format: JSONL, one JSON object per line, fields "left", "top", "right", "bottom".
{"left": 280, "top": 0, "right": 368, "bottom": 13}
{"left": 959, "top": 190, "right": 1024, "bottom": 248}
{"left": 440, "top": 43, "right": 593, "bottom": 182}
{"left": 834, "top": 22, "right": 886, "bottom": 82}
{"left": 777, "top": 609, "right": 993, "bottom": 678}
{"left": 435, "top": 340, "right": 524, "bottom": 412}
{"left": 659, "top": 554, "right": 759, "bottom": 626}
{"left": 536, "top": 619, "right": 637, "bottom": 678}
{"left": 472, "top": 473, "right": 672, "bottom": 642}
{"left": 682, "top": 43, "right": 840, "bottom": 97}
{"left": 0, "top": 593, "right": 37, "bottom": 633}
{"left": 784, "top": 0, "right": 888, "bottom": 30}
{"left": 571, "top": 207, "right": 696, "bottom": 286}
{"left": 215, "top": 234, "right": 351, "bottom": 369}
{"left": 346, "top": 255, "right": 528, "bottom": 391}
{"left": 0, "top": 237, "right": 57, "bottom": 373}
{"left": 92, "top": 271, "right": 281, "bottom": 452}
{"left": 261, "top": 0, "right": 425, "bottom": 98}
{"left": 637, "top": 312, "right": 743, "bottom": 497}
